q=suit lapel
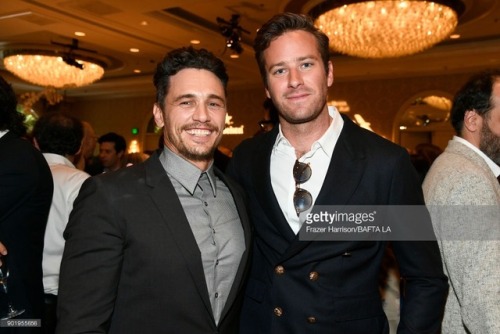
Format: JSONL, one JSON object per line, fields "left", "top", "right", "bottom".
{"left": 317, "top": 116, "right": 367, "bottom": 205}
{"left": 144, "top": 154, "right": 213, "bottom": 318}
{"left": 252, "top": 129, "right": 297, "bottom": 242}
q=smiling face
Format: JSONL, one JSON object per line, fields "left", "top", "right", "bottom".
{"left": 153, "top": 68, "right": 227, "bottom": 170}
{"left": 263, "top": 30, "right": 333, "bottom": 126}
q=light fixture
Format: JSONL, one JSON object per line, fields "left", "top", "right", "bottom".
{"left": 310, "top": 0, "right": 465, "bottom": 58}
{"left": 216, "top": 14, "right": 249, "bottom": 56}
{"left": 3, "top": 50, "right": 105, "bottom": 88}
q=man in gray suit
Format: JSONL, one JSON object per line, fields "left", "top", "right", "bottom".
{"left": 423, "top": 69, "right": 500, "bottom": 333}
{"left": 56, "top": 47, "right": 251, "bottom": 334}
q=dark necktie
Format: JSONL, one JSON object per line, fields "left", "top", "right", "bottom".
{"left": 497, "top": 175, "right": 500, "bottom": 185}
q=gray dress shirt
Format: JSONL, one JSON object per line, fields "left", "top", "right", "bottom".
{"left": 159, "top": 147, "right": 245, "bottom": 324}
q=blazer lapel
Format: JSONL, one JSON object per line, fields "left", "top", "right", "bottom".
{"left": 252, "top": 129, "right": 297, "bottom": 243}
{"left": 317, "top": 115, "right": 367, "bottom": 205}
{"left": 144, "top": 154, "right": 214, "bottom": 319}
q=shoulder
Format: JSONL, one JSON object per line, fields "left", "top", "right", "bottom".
{"left": 423, "top": 147, "right": 498, "bottom": 204}
{"left": 52, "top": 164, "right": 90, "bottom": 186}
{"left": 233, "top": 130, "right": 275, "bottom": 157}
{"left": 339, "top": 117, "right": 410, "bottom": 166}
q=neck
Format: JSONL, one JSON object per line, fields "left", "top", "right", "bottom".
{"left": 281, "top": 111, "right": 332, "bottom": 159}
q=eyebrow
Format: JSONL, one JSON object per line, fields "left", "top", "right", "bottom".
{"left": 172, "top": 93, "right": 226, "bottom": 104}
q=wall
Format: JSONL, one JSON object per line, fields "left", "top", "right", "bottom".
{"left": 65, "top": 72, "right": 473, "bottom": 153}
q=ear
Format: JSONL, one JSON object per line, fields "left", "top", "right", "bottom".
{"left": 463, "top": 109, "right": 481, "bottom": 133}
{"left": 265, "top": 88, "right": 271, "bottom": 99}
{"left": 327, "top": 61, "right": 334, "bottom": 87}
{"left": 153, "top": 103, "right": 165, "bottom": 128}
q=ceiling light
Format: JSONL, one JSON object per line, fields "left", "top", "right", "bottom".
{"left": 310, "top": 0, "right": 465, "bottom": 58}
{"left": 216, "top": 14, "right": 248, "bottom": 56}
{"left": 3, "top": 50, "right": 105, "bottom": 88}
{"left": 190, "top": 40, "right": 201, "bottom": 45}
{"left": 129, "top": 48, "right": 140, "bottom": 53}
{"left": 74, "top": 31, "right": 86, "bottom": 37}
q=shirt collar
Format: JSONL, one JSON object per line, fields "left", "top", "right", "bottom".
{"left": 159, "top": 146, "right": 217, "bottom": 196}
{"left": 453, "top": 136, "right": 500, "bottom": 177}
{"left": 0, "top": 129, "right": 9, "bottom": 139}
{"left": 273, "top": 105, "right": 343, "bottom": 158}
{"left": 42, "top": 153, "right": 76, "bottom": 168}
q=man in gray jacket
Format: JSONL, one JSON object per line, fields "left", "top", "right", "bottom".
{"left": 423, "top": 69, "right": 500, "bottom": 333}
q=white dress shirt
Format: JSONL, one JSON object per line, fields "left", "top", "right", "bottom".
{"left": 42, "top": 153, "right": 90, "bottom": 295}
{"left": 270, "top": 106, "right": 344, "bottom": 234}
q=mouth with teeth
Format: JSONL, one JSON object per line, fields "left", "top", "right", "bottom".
{"left": 185, "top": 128, "right": 213, "bottom": 136}
{"left": 183, "top": 124, "right": 219, "bottom": 144}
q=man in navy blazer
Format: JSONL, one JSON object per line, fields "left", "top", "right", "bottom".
{"left": 227, "top": 13, "right": 448, "bottom": 333}
{"left": 56, "top": 47, "right": 251, "bottom": 334}
{"left": 0, "top": 75, "right": 53, "bottom": 333}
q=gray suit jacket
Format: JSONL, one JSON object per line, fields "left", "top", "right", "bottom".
{"left": 423, "top": 139, "right": 500, "bottom": 334}
{"left": 56, "top": 152, "right": 252, "bottom": 334}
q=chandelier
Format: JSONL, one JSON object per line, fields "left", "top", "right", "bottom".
{"left": 2, "top": 50, "right": 105, "bottom": 88}
{"left": 310, "top": 0, "right": 465, "bottom": 58}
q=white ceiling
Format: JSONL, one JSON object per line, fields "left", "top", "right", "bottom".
{"left": 1, "top": 0, "right": 499, "bottom": 99}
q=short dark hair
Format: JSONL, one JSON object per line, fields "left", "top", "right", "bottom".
{"left": 98, "top": 132, "right": 126, "bottom": 153}
{"left": 451, "top": 69, "right": 500, "bottom": 135}
{"left": 33, "top": 112, "right": 84, "bottom": 156}
{"left": 253, "top": 12, "right": 330, "bottom": 87}
{"left": 153, "top": 46, "right": 228, "bottom": 109}
{"left": 0, "top": 75, "right": 26, "bottom": 136}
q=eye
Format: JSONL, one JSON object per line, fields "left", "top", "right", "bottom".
{"left": 178, "top": 100, "right": 194, "bottom": 107}
{"left": 301, "top": 62, "right": 313, "bottom": 69}
{"left": 272, "top": 68, "right": 287, "bottom": 76}
{"left": 208, "top": 101, "right": 225, "bottom": 109}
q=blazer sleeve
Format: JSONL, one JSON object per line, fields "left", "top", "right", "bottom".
{"left": 388, "top": 150, "right": 448, "bottom": 334}
{"left": 56, "top": 176, "right": 124, "bottom": 334}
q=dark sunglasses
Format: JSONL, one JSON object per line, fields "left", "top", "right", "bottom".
{"left": 293, "top": 160, "right": 312, "bottom": 216}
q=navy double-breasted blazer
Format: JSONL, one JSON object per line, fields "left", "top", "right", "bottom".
{"left": 227, "top": 115, "right": 448, "bottom": 334}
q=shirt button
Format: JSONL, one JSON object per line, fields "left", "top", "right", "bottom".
{"left": 309, "top": 271, "right": 319, "bottom": 281}
{"left": 204, "top": 201, "right": 208, "bottom": 206}
{"left": 215, "top": 259, "right": 219, "bottom": 266}
{"left": 307, "top": 316, "right": 316, "bottom": 324}
{"left": 275, "top": 265, "right": 285, "bottom": 275}
{"left": 215, "top": 292, "right": 218, "bottom": 298}
{"left": 273, "top": 307, "right": 283, "bottom": 317}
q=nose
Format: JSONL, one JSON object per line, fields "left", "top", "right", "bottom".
{"left": 193, "top": 103, "right": 209, "bottom": 123}
{"left": 288, "top": 68, "right": 303, "bottom": 88}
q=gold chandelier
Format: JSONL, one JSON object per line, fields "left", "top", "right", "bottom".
{"left": 2, "top": 50, "right": 105, "bottom": 88}
{"left": 310, "top": 0, "right": 465, "bottom": 58}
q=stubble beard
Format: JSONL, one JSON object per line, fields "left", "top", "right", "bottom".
{"left": 479, "top": 121, "right": 500, "bottom": 165}
{"left": 276, "top": 96, "right": 327, "bottom": 125}
{"left": 166, "top": 124, "right": 221, "bottom": 162}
